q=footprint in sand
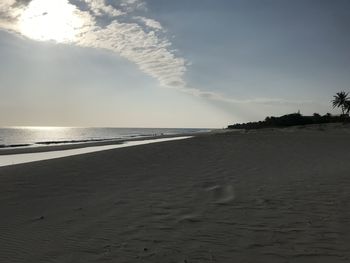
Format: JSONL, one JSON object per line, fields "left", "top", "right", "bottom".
{"left": 178, "top": 213, "right": 202, "bottom": 223}
{"left": 206, "top": 184, "right": 235, "bottom": 204}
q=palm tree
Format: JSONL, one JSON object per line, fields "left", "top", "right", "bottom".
{"left": 345, "top": 100, "right": 350, "bottom": 115}
{"left": 332, "top": 91, "right": 349, "bottom": 115}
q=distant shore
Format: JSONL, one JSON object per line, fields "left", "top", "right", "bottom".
{"left": 1, "top": 123, "right": 350, "bottom": 262}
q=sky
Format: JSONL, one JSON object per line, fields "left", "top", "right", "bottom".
{"left": 1, "top": 0, "right": 350, "bottom": 128}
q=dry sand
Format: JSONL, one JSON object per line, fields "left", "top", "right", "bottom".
{"left": 1, "top": 124, "right": 350, "bottom": 262}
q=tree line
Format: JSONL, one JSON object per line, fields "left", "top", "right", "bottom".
{"left": 228, "top": 91, "right": 350, "bottom": 130}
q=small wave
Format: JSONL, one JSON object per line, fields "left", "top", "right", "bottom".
{"left": 0, "top": 144, "right": 32, "bottom": 149}
{"left": 34, "top": 135, "right": 153, "bottom": 145}
{"left": 35, "top": 138, "right": 114, "bottom": 145}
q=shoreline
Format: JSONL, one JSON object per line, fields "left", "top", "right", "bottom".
{"left": 0, "top": 136, "right": 193, "bottom": 168}
{"left": 0, "top": 130, "right": 215, "bottom": 156}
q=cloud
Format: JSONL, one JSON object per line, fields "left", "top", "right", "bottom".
{"left": 76, "top": 19, "right": 186, "bottom": 87}
{"left": 0, "top": 0, "right": 186, "bottom": 87}
{"left": 0, "top": 0, "right": 23, "bottom": 30}
{"left": 120, "top": 0, "right": 147, "bottom": 12}
{"left": 84, "top": 0, "right": 124, "bottom": 17}
{"left": 134, "top": 16, "right": 163, "bottom": 31}
{"left": 0, "top": 0, "right": 314, "bottom": 108}
{"left": 182, "top": 87, "right": 311, "bottom": 105}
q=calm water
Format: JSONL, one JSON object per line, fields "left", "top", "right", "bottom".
{"left": 0, "top": 127, "right": 208, "bottom": 148}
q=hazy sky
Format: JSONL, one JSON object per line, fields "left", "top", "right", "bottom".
{"left": 1, "top": 0, "right": 349, "bottom": 128}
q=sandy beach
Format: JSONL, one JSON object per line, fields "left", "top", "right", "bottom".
{"left": 1, "top": 125, "right": 350, "bottom": 262}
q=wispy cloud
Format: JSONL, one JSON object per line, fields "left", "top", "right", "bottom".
{"left": 76, "top": 19, "right": 186, "bottom": 87}
{"left": 120, "top": 0, "right": 147, "bottom": 12}
{"left": 134, "top": 16, "right": 163, "bottom": 31}
{"left": 183, "top": 87, "right": 311, "bottom": 105}
{"left": 84, "top": 0, "right": 124, "bottom": 17}
{"left": 1, "top": 0, "right": 186, "bottom": 88}
{"left": 0, "top": 0, "right": 313, "bottom": 107}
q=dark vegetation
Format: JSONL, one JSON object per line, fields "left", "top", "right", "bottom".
{"left": 228, "top": 91, "right": 350, "bottom": 130}
{"left": 227, "top": 112, "right": 348, "bottom": 130}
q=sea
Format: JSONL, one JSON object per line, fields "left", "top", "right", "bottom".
{"left": 0, "top": 127, "right": 210, "bottom": 149}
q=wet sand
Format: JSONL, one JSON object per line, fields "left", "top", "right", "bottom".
{"left": 1, "top": 124, "right": 350, "bottom": 262}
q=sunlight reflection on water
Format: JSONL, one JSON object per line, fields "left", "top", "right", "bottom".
{"left": 0, "top": 127, "right": 204, "bottom": 147}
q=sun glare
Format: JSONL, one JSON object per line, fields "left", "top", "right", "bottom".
{"left": 19, "top": 0, "right": 84, "bottom": 43}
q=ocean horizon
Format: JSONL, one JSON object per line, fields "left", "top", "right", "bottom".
{"left": 0, "top": 127, "right": 211, "bottom": 149}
